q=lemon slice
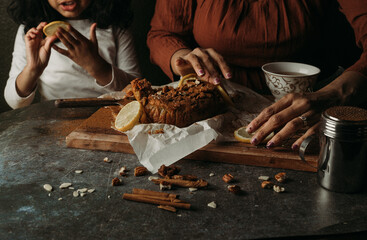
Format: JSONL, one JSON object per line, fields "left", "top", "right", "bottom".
{"left": 234, "top": 126, "right": 274, "bottom": 144}
{"left": 43, "top": 21, "right": 70, "bottom": 37}
{"left": 217, "top": 84, "right": 234, "bottom": 106}
{"left": 115, "top": 101, "right": 143, "bottom": 131}
{"left": 178, "top": 73, "right": 198, "bottom": 87}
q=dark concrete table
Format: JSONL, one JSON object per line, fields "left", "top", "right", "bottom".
{"left": 1, "top": 101, "right": 367, "bottom": 240}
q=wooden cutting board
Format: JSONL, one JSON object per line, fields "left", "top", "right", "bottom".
{"left": 66, "top": 106, "right": 318, "bottom": 172}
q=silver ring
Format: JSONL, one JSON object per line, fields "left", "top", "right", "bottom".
{"left": 298, "top": 115, "right": 307, "bottom": 127}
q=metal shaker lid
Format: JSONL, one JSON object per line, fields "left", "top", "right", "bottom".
{"left": 321, "top": 106, "right": 367, "bottom": 140}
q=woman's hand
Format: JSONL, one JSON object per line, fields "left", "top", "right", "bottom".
{"left": 246, "top": 71, "right": 367, "bottom": 150}
{"left": 246, "top": 91, "right": 338, "bottom": 150}
{"left": 52, "top": 23, "right": 112, "bottom": 86}
{"left": 171, "top": 48, "right": 232, "bottom": 85}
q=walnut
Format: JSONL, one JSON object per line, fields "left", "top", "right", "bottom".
{"left": 222, "top": 174, "right": 234, "bottom": 183}
{"left": 158, "top": 164, "right": 180, "bottom": 178}
{"left": 275, "top": 172, "right": 286, "bottom": 183}
{"left": 227, "top": 185, "right": 241, "bottom": 194}
{"left": 261, "top": 180, "right": 273, "bottom": 189}
{"left": 111, "top": 177, "right": 122, "bottom": 186}
{"left": 134, "top": 166, "right": 148, "bottom": 176}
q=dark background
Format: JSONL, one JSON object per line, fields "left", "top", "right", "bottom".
{"left": 0, "top": 0, "right": 168, "bottom": 113}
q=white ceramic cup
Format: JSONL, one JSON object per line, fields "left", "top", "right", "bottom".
{"left": 262, "top": 62, "right": 320, "bottom": 101}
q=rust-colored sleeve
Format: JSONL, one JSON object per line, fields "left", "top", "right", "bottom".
{"left": 147, "top": 0, "right": 196, "bottom": 81}
{"left": 338, "top": 0, "right": 367, "bottom": 78}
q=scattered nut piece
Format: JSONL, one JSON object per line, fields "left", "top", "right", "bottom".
{"left": 69, "top": 187, "right": 75, "bottom": 190}
{"left": 261, "top": 180, "right": 274, "bottom": 189}
{"left": 103, "top": 157, "right": 112, "bottom": 163}
{"left": 207, "top": 201, "right": 217, "bottom": 209}
{"left": 112, "top": 177, "right": 122, "bottom": 186}
{"left": 58, "top": 198, "right": 63, "bottom": 201}
{"left": 73, "top": 191, "right": 79, "bottom": 197}
{"left": 189, "top": 187, "right": 198, "bottom": 192}
{"left": 75, "top": 170, "right": 83, "bottom": 174}
{"left": 59, "top": 183, "right": 72, "bottom": 189}
{"left": 273, "top": 185, "right": 285, "bottom": 193}
{"left": 107, "top": 195, "right": 111, "bottom": 199}
{"left": 160, "top": 181, "right": 172, "bottom": 190}
{"left": 43, "top": 184, "right": 53, "bottom": 192}
{"left": 119, "top": 166, "right": 127, "bottom": 176}
{"left": 258, "top": 175, "right": 270, "bottom": 181}
{"left": 48, "top": 193, "right": 51, "bottom": 197}
{"left": 209, "top": 173, "right": 215, "bottom": 177}
{"left": 148, "top": 176, "right": 159, "bottom": 181}
{"left": 158, "top": 164, "right": 180, "bottom": 178}
{"left": 78, "top": 188, "right": 88, "bottom": 193}
{"left": 222, "top": 173, "right": 234, "bottom": 183}
{"left": 87, "top": 189, "right": 95, "bottom": 193}
{"left": 80, "top": 192, "right": 87, "bottom": 197}
{"left": 134, "top": 166, "right": 148, "bottom": 176}
{"left": 158, "top": 205, "right": 177, "bottom": 213}
{"left": 228, "top": 185, "right": 241, "bottom": 194}
{"left": 275, "top": 172, "right": 286, "bottom": 183}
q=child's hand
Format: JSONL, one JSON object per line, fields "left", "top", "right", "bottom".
{"left": 52, "top": 23, "right": 111, "bottom": 84}
{"left": 25, "top": 22, "right": 58, "bottom": 73}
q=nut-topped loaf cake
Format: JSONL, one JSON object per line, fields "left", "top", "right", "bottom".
{"left": 128, "top": 78, "right": 226, "bottom": 127}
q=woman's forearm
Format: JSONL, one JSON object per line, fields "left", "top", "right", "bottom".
{"left": 15, "top": 65, "right": 41, "bottom": 97}
{"left": 319, "top": 70, "right": 367, "bottom": 107}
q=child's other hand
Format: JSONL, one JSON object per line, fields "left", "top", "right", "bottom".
{"left": 25, "top": 22, "right": 58, "bottom": 73}
{"left": 52, "top": 23, "right": 111, "bottom": 81}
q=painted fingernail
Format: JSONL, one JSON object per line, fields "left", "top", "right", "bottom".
{"left": 266, "top": 141, "right": 274, "bottom": 149}
{"left": 226, "top": 72, "right": 232, "bottom": 79}
{"left": 246, "top": 126, "right": 252, "bottom": 133}
{"left": 292, "top": 144, "right": 299, "bottom": 151}
{"left": 198, "top": 69, "right": 205, "bottom": 76}
{"left": 213, "top": 77, "right": 221, "bottom": 85}
{"left": 251, "top": 137, "right": 258, "bottom": 145}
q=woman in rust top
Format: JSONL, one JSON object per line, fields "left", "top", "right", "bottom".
{"left": 147, "top": 0, "right": 367, "bottom": 149}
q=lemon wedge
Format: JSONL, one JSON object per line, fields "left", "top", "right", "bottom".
{"left": 43, "top": 21, "right": 70, "bottom": 37}
{"left": 234, "top": 126, "right": 274, "bottom": 144}
{"left": 115, "top": 101, "right": 143, "bottom": 132}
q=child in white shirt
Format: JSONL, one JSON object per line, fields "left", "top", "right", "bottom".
{"left": 5, "top": 0, "right": 141, "bottom": 109}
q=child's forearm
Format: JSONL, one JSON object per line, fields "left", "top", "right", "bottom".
{"left": 15, "top": 65, "right": 42, "bottom": 97}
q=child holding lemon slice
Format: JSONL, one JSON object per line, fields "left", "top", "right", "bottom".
{"left": 5, "top": 0, "right": 141, "bottom": 109}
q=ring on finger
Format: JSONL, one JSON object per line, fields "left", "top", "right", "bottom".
{"left": 298, "top": 115, "right": 308, "bottom": 127}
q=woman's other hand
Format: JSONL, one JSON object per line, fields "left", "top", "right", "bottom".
{"left": 171, "top": 48, "right": 232, "bottom": 85}
{"left": 52, "top": 23, "right": 112, "bottom": 86}
{"left": 247, "top": 71, "right": 367, "bottom": 150}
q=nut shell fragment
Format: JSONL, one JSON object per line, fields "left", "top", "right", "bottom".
{"left": 207, "top": 201, "right": 217, "bottom": 208}
{"left": 273, "top": 185, "right": 285, "bottom": 193}
{"left": 261, "top": 181, "right": 273, "bottom": 189}
{"left": 228, "top": 185, "right": 241, "bottom": 194}
{"left": 222, "top": 174, "right": 234, "bottom": 183}
{"left": 275, "top": 172, "right": 286, "bottom": 183}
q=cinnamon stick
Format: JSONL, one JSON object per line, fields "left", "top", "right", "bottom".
{"left": 151, "top": 178, "right": 208, "bottom": 188}
{"left": 132, "top": 188, "right": 177, "bottom": 199}
{"left": 122, "top": 193, "right": 191, "bottom": 209}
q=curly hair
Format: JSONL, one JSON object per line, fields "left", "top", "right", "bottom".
{"left": 7, "top": 0, "right": 133, "bottom": 33}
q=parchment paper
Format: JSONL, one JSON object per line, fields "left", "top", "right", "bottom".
{"left": 117, "top": 80, "right": 273, "bottom": 173}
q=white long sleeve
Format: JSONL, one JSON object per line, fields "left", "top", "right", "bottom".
{"left": 4, "top": 20, "right": 141, "bottom": 109}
